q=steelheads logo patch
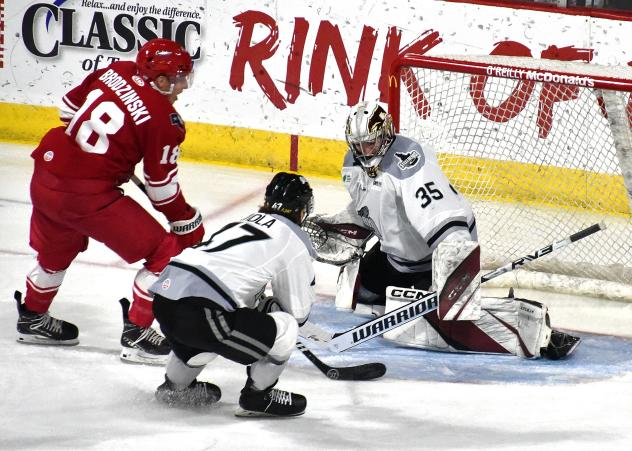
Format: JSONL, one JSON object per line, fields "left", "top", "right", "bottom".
{"left": 394, "top": 150, "right": 420, "bottom": 170}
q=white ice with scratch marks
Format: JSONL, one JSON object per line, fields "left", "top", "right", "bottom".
{"left": 1, "top": 143, "right": 631, "bottom": 450}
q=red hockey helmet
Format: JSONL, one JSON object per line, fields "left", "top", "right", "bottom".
{"left": 136, "top": 38, "right": 193, "bottom": 84}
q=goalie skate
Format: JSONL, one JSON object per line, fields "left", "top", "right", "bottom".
{"left": 541, "top": 330, "right": 581, "bottom": 360}
{"left": 155, "top": 376, "right": 221, "bottom": 407}
{"left": 119, "top": 298, "right": 170, "bottom": 365}
{"left": 235, "top": 380, "right": 306, "bottom": 417}
{"left": 15, "top": 291, "right": 79, "bottom": 346}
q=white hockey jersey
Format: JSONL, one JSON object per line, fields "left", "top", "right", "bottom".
{"left": 341, "top": 135, "right": 477, "bottom": 273}
{"left": 149, "top": 212, "right": 316, "bottom": 324}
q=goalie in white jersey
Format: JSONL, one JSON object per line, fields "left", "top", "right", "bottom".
{"left": 149, "top": 172, "right": 316, "bottom": 417}
{"left": 306, "top": 101, "right": 579, "bottom": 360}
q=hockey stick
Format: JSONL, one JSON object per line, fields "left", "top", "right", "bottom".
{"left": 129, "top": 174, "right": 386, "bottom": 380}
{"left": 480, "top": 222, "right": 605, "bottom": 282}
{"left": 130, "top": 174, "right": 147, "bottom": 194}
{"left": 301, "top": 222, "right": 606, "bottom": 353}
{"left": 296, "top": 339, "right": 386, "bottom": 381}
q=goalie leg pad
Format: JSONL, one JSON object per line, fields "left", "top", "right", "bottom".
{"left": 334, "top": 259, "right": 360, "bottom": 311}
{"left": 515, "top": 299, "right": 552, "bottom": 358}
{"left": 383, "top": 294, "right": 551, "bottom": 358}
{"left": 473, "top": 297, "right": 552, "bottom": 358}
{"left": 433, "top": 240, "right": 481, "bottom": 321}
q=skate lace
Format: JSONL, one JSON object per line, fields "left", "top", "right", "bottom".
{"left": 268, "top": 389, "right": 292, "bottom": 406}
{"left": 137, "top": 327, "right": 165, "bottom": 346}
{"left": 36, "top": 313, "right": 62, "bottom": 334}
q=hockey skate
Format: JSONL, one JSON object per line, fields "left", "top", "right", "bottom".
{"left": 119, "top": 298, "right": 170, "bottom": 365}
{"left": 541, "top": 330, "right": 581, "bottom": 360}
{"left": 15, "top": 291, "right": 79, "bottom": 346}
{"left": 155, "top": 376, "right": 221, "bottom": 407}
{"left": 235, "top": 379, "right": 306, "bottom": 417}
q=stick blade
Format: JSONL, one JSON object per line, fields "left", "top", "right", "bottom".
{"left": 326, "top": 363, "right": 387, "bottom": 381}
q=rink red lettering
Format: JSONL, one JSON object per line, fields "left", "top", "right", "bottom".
{"left": 285, "top": 18, "right": 309, "bottom": 104}
{"left": 309, "top": 22, "right": 377, "bottom": 106}
{"left": 230, "top": 11, "right": 285, "bottom": 109}
{"left": 230, "top": 14, "right": 440, "bottom": 109}
{"left": 380, "top": 29, "right": 442, "bottom": 110}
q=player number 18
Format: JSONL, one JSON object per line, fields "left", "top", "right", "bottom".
{"left": 65, "top": 89, "right": 125, "bottom": 155}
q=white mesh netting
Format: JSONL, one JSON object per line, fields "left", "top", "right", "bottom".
{"left": 395, "top": 56, "right": 632, "bottom": 299}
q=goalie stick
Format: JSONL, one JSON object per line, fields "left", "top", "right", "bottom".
{"left": 296, "top": 339, "right": 386, "bottom": 381}
{"left": 302, "top": 222, "right": 606, "bottom": 353}
{"left": 480, "top": 222, "right": 606, "bottom": 282}
{"left": 129, "top": 174, "right": 387, "bottom": 380}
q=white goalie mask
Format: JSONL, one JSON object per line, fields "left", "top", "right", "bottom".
{"left": 345, "top": 101, "right": 395, "bottom": 175}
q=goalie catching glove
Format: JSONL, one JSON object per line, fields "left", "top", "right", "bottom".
{"left": 302, "top": 215, "right": 373, "bottom": 266}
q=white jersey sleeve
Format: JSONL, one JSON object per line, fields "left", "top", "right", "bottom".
{"left": 149, "top": 212, "right": 316, "bottom": 323}
{"left": 271, "top": 250, "right": 315, "bottom": 325}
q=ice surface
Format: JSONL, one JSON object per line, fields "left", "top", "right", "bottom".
{"left": 1, "top": 143, "right": 631, "bottom": 450}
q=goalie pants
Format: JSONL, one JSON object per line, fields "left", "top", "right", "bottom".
{"left": 356, "top": 242, "right": 432, "bottom": 307}
{"left": 24, "top": 168, "right": 182, "bottom": 326}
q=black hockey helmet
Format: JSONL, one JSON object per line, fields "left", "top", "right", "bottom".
{"left": 263, "top": 172, "right": 314, "bottom": 222}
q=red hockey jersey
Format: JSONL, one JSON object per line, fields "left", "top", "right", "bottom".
{"left": 32, "top": 61, "right": 192, "bottom": 221}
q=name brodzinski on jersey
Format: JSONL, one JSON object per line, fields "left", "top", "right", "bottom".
{"left": 21, "top": 2, "right": 202, "bottom": 58}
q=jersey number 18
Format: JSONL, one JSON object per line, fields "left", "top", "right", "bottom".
{"left": 65, "top": 89, "right": 124, "bottom": 155}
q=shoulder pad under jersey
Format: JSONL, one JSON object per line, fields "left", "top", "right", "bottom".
{"left": 379, "top": 135, "right": 425, "bottom": 179}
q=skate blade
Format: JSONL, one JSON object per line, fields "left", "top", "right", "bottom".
{"left": 234, "top": 407, "right": 305, "bottom": 418}
{"left": 120, "top": 348, "right": 168, "bottom": 366}
{"left": 17, "top": 334, "right": 79, "bottom": 346}
{"left": 565, "top": 337, "right": 582, "bottom": 358}
{"left": 156, "top": 394, "right": 222, "bottom": 408}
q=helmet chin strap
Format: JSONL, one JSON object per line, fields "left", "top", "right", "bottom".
{"left": 364, "top": 164, "right": 380, "bottom": 179}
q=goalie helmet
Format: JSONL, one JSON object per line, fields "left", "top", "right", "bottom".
{"left": 345, "top": 101, "right": 395, "bottom": 175}
{"left": 136, "top": 39, "right": 194, "bottom": 93}
{"left": 264, "top": 172, "right": 314, "bottom": 222}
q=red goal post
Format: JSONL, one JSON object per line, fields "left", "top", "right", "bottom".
{"left": 388, "top": 54, "right": 632, "bottom": 300}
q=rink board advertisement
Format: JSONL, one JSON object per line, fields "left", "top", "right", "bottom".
{"left": 1, "top": 0, "right": 631, "bottom": 180}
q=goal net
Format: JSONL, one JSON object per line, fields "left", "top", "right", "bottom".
{"left": 388, "top": 55, "right": 632, "bottom": 300}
